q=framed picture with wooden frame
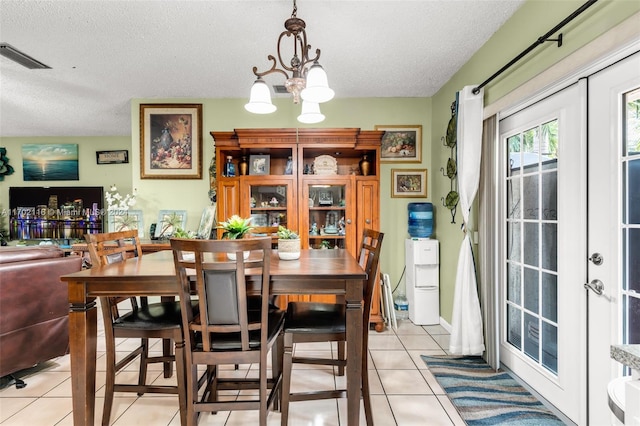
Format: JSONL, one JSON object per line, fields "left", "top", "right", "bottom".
{"left": 391, "top": 169, "right": 428, "bottom": 198}
{"left": 375, "top": 125, "right": 422, "bottom": 163}
{"left": 140, "top": 103, "right": 203, "bottom": 179}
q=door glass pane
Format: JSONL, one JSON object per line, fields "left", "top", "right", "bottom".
{"left": 542, "top": 272, "right": 558, "bottom": 322}
{"left": 542, "top": 321, "right": 558, "bottom": 373}
{"left": 626, "top": 159, "right": 640, "bottom": 224}
{"left": 507, "top": 178, "right": 521, "bottom": 219}
{"left": 542, "top": 171, "right": 557, "bottom": 220}
{"left": 508, "top": 263, "right": 521, "bottom": 304}
{"left": 626, "top": 228, "right": 640, "bottom": 293}
{"left": 524, "top": 313, "right": 539, "bottom": 362}
{"left": 524, "top": 267, "right": 539, "bottom": 314}
{"left": 523, "top": 127, "right": 540, "bottom": 173}
{"left": 628, "top": 296, "right": 640, "bottom": 344}
{"left": 523, "top": 175, "right": 539, "bottom": 219}
{"left": 507, "top": 304, "right": 522, "bottom": 350}
{"left": 507, "top": 222, "right": 521, "bottom": 262}
{"left": 523, "top": 222, "right": 539, "bottom": 267}
{"left": 542, "top": 223, "right": 558, "bottom": 272}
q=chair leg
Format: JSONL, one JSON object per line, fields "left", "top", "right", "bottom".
{"left": 337, "top": 341, "right": 345, "bottom": 376}
{"left": 272, "top": 333, "right": 284, "bottom": 411}
{"left": 102, "top": 337, "right": 117, "bottom": 426}
{"left": 362, "top": 359, "right": 373, "bottom": 426}
{"left": 280, "top": 333, "right": 294, "bottom": 426}
{"left": 163, "top": 337, "right": 174, "bottom": 378}
{"left": 173, "top": 331, "right": 188, "bottom": 426}
{"left": 137, "top": 338, "right": 149, "bottom": 396}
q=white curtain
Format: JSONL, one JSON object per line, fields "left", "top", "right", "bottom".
{"left": 449, "top": 86, "right": 486, "bottom": 355}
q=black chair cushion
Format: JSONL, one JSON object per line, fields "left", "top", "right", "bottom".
{"left": 284, "top": 302, "right": 346, "bottom": 334}
{"left": 196, "top": 309, "right": 285, "bottom": 351}
{"left": 114, "top": 300, "right": 199, "bottom": 330}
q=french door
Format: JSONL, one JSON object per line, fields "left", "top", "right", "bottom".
{"left": 587, "top": 51, "right": 640, "bottom": 425}
{"left": 499, "top": 82, "right": 586, "bottom": 424}
{"left": 496, "top": 51, "right": 640, "bottom": 424}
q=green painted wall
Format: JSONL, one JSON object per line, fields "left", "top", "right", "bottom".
{"left": 431, "top": 0, "right": 640, "bottom": 323}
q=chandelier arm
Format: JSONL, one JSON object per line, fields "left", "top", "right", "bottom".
{"left": 252, "top": 55, "right": 290, "bottom": 79}
{"left": 296, "top": 29, "right": 320, "bottom": 73}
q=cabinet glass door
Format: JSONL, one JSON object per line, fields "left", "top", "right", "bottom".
{"left": 247, "top": 183, "right": 290, "bottom": 228}
{"left": 306, "top": 183, "right": 348, "bottom": 250}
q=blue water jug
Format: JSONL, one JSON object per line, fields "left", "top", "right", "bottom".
{"left": 408, "top": 202, "right": 433, "bottom": 238}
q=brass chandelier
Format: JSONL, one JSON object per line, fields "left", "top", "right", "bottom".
{"left": 244, "top": 0, "right": 334, "bottom": 124}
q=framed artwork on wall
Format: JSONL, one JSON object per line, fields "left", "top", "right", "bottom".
{"left": 96, "top": 150, "right": 128, "bottom": 164}
{"left": 22, "top": 144, "right": 79, "bottom": 181}
{"left": 140, "top": 104, "right": 203, "bottom": 179}
{"left": 375, "top": 125, "right": 422, "bottom": 163}
{"left": 391, "top": 169, "right": 428, "bottom": 198}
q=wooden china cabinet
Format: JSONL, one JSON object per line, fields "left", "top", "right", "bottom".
{"left": 210, "top": 128, "right": 386, "bottom": 331}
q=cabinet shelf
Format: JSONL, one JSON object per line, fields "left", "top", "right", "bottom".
{"left": 308, "top": 235, "right": 345, "bottom": 240}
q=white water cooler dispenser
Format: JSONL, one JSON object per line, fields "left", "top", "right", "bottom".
{"left": 405, "top": 238, "right": 440, "bottom": 325}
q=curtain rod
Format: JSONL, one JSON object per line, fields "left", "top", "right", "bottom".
{"left": 472, "top": 0, "right": 599, "bottom": 95}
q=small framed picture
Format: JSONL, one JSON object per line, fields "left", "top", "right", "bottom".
{"left": 375, "top": 125, "right": 422, "bottom": 163}
{"left": 96, "top": 150, "right": 129, "bottom": 164}
{"left": 391, "top": 169, "right": 428, "bottom": 198}
{"left": 196, "top": 205, "right": 216, "bottom": 239}
{"left": 108, "top": 209, "right": 144, "bottom": 237}
{"left": 249, "top": 155, "right": 270, "bottom": 175}
{"left": 155, "top": 210, "right": 187, "bottom": 238}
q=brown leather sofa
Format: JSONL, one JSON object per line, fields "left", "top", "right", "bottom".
{"left": 0, "top": 246, "right": 82, "bottom": 383}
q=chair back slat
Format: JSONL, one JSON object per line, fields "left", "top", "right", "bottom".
{"left": 84, "top": 229, "right": 144, "bottom": 317}
{"left": 171, "top": 237, "right": 272, "bottom": 354}
{"left": 358, "top": 229, "right": 384, "bottom": 326}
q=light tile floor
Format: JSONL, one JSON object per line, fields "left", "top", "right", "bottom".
{"left": 0, "top": 317, "right": 464, "bottom": 425}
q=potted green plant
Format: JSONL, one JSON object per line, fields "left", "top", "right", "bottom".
{"left": 218, "top": 215, "right": 254, "bottom": 259}
{"left": 277, "top": 225, "right": 300, "bottom": 260}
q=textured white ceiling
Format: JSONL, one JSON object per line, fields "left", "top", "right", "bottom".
{"left": 0, "top": 0, "right": 525, "bottom": 137}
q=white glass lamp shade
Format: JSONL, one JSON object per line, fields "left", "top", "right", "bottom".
{"left": 301, "top": 62, "right": 334, "bottom": 103}
{"left": 244, "top": 78, "right": 277, "bottom": 114}
{"left": 297, "top": 101, "right": 325, "bottom": 124}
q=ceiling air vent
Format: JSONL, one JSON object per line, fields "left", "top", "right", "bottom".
{"left": 273, "top": 85, "right": 288, "bottom": 94}
{"left": 0, "top": 43, "right": 51, "bottom": 69}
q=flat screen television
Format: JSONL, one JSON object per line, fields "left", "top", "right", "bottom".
{"left": 9, "top": 186, "right": 104, "bottom": 215}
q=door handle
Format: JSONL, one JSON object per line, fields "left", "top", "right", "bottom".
{"left": 584, "top": 279, "right": 604, "bottom": 295}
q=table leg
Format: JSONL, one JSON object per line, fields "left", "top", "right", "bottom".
{"left": 345, "top": 278, "right": 363, "bottom": 426}
{"left": 68, "top": 280, "right": 98, "bottom": 426}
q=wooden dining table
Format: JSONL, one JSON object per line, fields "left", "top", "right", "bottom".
{"left": 60, "top": 248, "right": 367, "bottom": 426}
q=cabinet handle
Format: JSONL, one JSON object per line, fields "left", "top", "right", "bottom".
{"left": 365, "top": 219, "right": 371, "bottom": 224}
{"left": 346, "top": 219, "right": 352, "bottom": 224}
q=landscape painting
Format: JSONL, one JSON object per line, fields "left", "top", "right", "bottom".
{"left": 22, "top": 144, "right": 79, "bottom": 181}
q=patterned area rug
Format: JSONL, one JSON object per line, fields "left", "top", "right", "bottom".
{"left": 421, "top": 355, "right": 566, "bottom": 425}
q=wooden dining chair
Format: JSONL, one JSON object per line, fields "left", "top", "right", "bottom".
{"left": 249, "top": 225, "right": 279, "bottom": 248}
{"left": 170, "top": 236, "right": 284, "bottom": 426}
{"left": 279, "top": 228, "right": 384, "bottom": 426}
{"left": 84, "top": 229, "right": 188, "bottom": 426}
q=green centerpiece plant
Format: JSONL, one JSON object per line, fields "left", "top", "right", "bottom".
{"left": 277, "top": 225, "right": 300, "bottom": 260}
{"left": 218, "top": 215, "right": 254, "bottom": 240}
{"left": 218, "top": 215, "right": 254, "bottom": 259}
